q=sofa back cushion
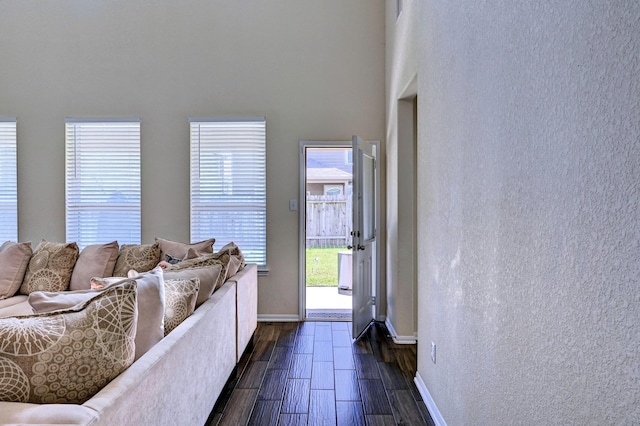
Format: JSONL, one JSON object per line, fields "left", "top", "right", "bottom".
{"left": 0, "top": 241, "right": 32, "bottom": 299}
{"left": 0, "top": 281, "right": 137, "bottom": 404}
{"left": 69, "top": 241, "right": 119, "bottom": 291}
{"left": 19, "top": 240, "right": 79, "bottom": 295}
{"left": 113, "top": 242, "right": 161, "bottom": 277}
{"left": 30, "top": 267, "right": 165, "bottom": 361}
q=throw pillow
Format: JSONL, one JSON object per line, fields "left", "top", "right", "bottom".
{"left": 0, "top": 281, "right": 137, "bottom": 404}
{"left": 218, "top": 241, "right": 246, "bottom": 270}
{"left": 112, "top": 242, "right": 161, "bottom": 277}
{"left": 19, "top": 240, "right": 79, "bottom": 295}
{"left": 31, "top": 267, "right": 165, "bottom": 361}
{"left": 69, "top": 241, "right": 119, "bottom": 291}
{"left": 163, "top": 277, "right": 199, "bottom": 336}
{"left": 165, "top": 251, "right": 230, "bottom": 290}
{"left": 0, "top": 241, "right": 33, "bottom": 299}
{"left": 155, "top": 237, "right": 215, "bottom": 263}
{"left": 163, "top": 263, "right": 222, "bottom": 307}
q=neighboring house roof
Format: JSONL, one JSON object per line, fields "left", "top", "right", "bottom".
{"left": 307, "top": 167, "right": 352, "bottom": 182}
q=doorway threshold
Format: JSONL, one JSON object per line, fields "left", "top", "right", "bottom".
{"left": 306, "top": 309, "right": 352, "bottom": 321}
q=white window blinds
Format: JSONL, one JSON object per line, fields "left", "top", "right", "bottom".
{"left": 65, "top": 119, "right": 141, "bottom": 248}
{"left": 190, "top": 118, "right": 266, "bottom": 267}
{"left": 0, "top": 119, "right": 17, "bottom": 241}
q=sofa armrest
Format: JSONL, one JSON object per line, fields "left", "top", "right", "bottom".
{"left": 228, "top": 263, "right": 258, "bottom": 362}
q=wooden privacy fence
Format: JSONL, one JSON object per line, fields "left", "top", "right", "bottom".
{"left": 306, "top": 194, "right": 352, "bottom": 248}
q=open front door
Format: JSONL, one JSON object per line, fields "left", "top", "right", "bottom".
{"left": 351, "top": 135, "right": 377, "bottom": 339}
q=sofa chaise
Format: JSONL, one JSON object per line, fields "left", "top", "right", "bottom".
{"left": 0, "top": 239, "right": 258, "bottom": 426}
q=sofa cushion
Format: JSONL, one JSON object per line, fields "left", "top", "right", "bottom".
{"left": 0, "top": 296, "right": 34, "bottom": 318}
{"left": 0, "top": 241, "right": 33, "bottom": 299}
{"left": 113, "top": 242, "right": 161, "bottom": 277}
{"left": 19, "top": 240, "right": 79, "bottom": 295}
{"left": 164, "top": 278, "right": 199, "bottom": 335}
{"left": 30, "top": 267, "right": 165, "bottom": 361}
{"left": 155, "top": 237, "right": 215, "bottom": 263}
{"left": 0, "top": 281, "right": 137, "bottom": 404}
{"left": 163, "top": 263, "right": 222, "bottom": 307}
{"left": 69, "top": 241, "right": 119, "bottom": 291}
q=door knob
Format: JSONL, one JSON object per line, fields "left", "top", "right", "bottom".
{"left": 347, "top": 245, "right": 354, "bottom": 250}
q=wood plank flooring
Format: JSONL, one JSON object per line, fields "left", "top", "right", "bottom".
{"left": 207, "top": 321, "right": 434, "bottom": 426}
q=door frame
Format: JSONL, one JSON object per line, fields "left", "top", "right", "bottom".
{"left": 299, "top": 140, "right": 378, "bottom": 321}
{"left": 298, "top": 140, "right": 351, "bottom": 321}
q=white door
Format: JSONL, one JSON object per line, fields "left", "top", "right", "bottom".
{"left": 351, "top": 135, "right": 377, "bottom": 338}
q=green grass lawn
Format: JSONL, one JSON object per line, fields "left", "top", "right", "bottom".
{"left": 306, "top": 247, "right": 348, "bottom": 287}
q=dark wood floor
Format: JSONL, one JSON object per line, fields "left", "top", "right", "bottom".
{"left": 207, "top": 321, "right": 435, "bottom": 426}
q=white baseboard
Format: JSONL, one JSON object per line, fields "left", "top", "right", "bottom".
{"left": 384, "top": 318, "right": 417, "bottom": 344}
{"left": 257, "top": 314, "right": 300, "bottom": 322}
{"left": 414, "top": 372, "right": 447, "bottom": 426}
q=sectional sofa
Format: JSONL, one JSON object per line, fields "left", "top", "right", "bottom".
{"left": 0, "top": 238, "right": 258, "bottom": 425}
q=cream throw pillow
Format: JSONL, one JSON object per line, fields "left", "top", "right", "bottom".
{"left": 0, "top": 281, "right": 137, "bottom": 404}
{"left": 164, "top": 278, "right": 199, "bottom": 336}
{"left": 155, "top": 237, "right": 215, "bottom": 264}
{"left": 0, "top": 241, "right": 33, "bottom": 299}
{"left": 20, "top": 240, "right": 79, "bottom": 295}
{"left": 113, "top": 242, "right": 161, "bottom": 277}
{"left": 163, "top": 264, "right": 222, "bottom": 307}
{"left": 69, "top": 241, "right": 119, "bottom": 291}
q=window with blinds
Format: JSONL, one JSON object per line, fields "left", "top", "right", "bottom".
{"left": 65, "top": 119, "right": 141, "bottom": 248}
{"left": 190, "top": 118, "right": 266, "bottom": 267}
{"left": 0, "top": 119, "right": 17, "bottom": 242}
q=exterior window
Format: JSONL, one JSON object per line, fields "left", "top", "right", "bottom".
{"left": 65, "top": 119, "right": 141, "bottom": 248}
{"left": 190, "top": 118, "right": 266, "bottom": 267}
{"left": 0, "top": 118, "right": 17, "bottom": 241}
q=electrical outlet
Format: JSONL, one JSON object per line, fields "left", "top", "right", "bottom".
{"left": 431, "top": 341, "right": 436, "bottom": 364}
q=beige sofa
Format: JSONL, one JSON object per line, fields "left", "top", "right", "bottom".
{"left": 0, "top": 258, "right": 258, "bottom": 425}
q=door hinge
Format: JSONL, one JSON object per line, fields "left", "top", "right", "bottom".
{"left": 371, "top": 296, "right": 376, "bottom": 305}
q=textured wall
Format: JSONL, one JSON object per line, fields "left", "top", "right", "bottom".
{"left": 416, "top": 1, "right": 640, "bottom": 424}
{"left": 0, "top": 1, "right": 385, "bottom": 318}
{"left": 384, "top": 0, "right": 419, "bottom": 339}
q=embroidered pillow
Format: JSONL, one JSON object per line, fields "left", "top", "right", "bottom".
{"left": 20, "top": 240, "right": 79, "bottom": 295}
{"left": 164, "top": 278, "right": 199, "bottom": 336}
{"left": 0, "top": 281, "right": 137, "bottom": 404}
{"left": 113, "top": 242, "right": 161, "bottom": 277}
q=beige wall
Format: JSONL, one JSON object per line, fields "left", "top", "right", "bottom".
{"left": 0, "top": 0, "right": 385, "bottom": 318}
{"left": 410, "top": 1, "right": 640, "bottom": 424}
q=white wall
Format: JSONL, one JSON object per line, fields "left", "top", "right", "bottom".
{"left": 411, "top": 1, "right": 640, "bottom": 424}
{"left": 384, "top": 0, "right": 419, "bottom": 341}
{"left": 0, "top": 0, "right": 385, "bottom": 318}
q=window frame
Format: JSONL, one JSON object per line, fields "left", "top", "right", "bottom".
{"left": 189, "top": 117, "right": 267, "bottom": 269}
{"left": 65, "top": 117, "right": 141, "bottom": 248}
{"left": 0, "top": 118, "right": 18, "bottom": 242}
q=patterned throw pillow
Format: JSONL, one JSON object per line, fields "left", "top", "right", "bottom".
{"left": 0, "top": 281, "right": 137, "bottom": 404}
{"left": 164, "top": 278, "right": 199, "bottom": 336}
{"left": 112, "top": 243, "right": 161, "bottom": 277}
{"left": 19, "top": 240, "right": 79, "bottom": 295}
